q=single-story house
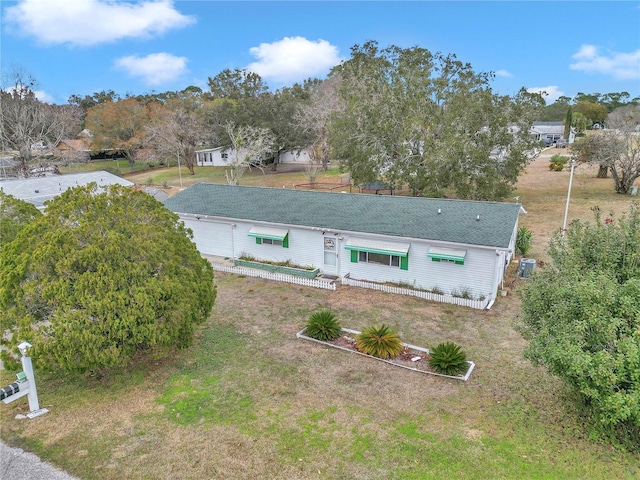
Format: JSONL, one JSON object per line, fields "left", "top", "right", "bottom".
{"left": 530, "top": 122, "right": 575, "bottom": 145}
{"left": 0, "top": 171, "right": 133, "bottom": 210}
{"left": 195, "top": 147, "right": 314, "bottom": 167}
{"left": 164, "top": 184, "right": 523, "bottom": 304}
{"left": 195, "top": 147, "right": 232, "bottom": 167}
{"left": 54, "top": 138, "right": 91, "bottom": 161}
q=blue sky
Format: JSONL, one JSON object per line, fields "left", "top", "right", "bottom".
{"left": 2, "top": 0, "right": 639, "bottom": 105}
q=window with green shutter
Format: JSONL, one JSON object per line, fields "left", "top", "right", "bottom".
{"left": 345, "top": 238, "right": 410, "bottom": 270}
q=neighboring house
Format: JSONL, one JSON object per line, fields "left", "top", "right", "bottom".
{"left": 55, "top": 138, "right": 91, "bottom": 161}
{"left": 530, "top": 122, "right": 575, "bottom": 145}
{"left": 195, "top": 147, "right": 314, "bottom": 167}
{"left": 0, "top": 171, "right": 133, "bottom": 210}
{"left": 278, "top": 149, "right": 313, "bottom": 163}
{"left": 195, "top": 147, "right": 232, "bottom": 167}
{"left": 164, "top": 184, "right": 523, "bottom": 305}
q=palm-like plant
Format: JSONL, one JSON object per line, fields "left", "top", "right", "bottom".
{"left": 355, "top": 325, "right": 403, "bottom": 359}
{"left": 305, "top": 310, "right": 342, "bottom": 341}
{"left": 428, "top": 342, "right": 468, "bottom": 376}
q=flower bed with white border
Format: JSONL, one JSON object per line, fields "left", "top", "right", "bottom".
{"left": 297, "top": 327, "right": 475, "bottom": 381}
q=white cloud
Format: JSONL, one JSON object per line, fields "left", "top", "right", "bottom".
{"left": 4, "top": 0, "right": 194, "bottom": 47}
{"left": 4, "top": 85, "right": 54, "bottom": 103}
{"left": 527, "top": 86, "right": 564, "bottom": 104}
{"left": 570, "top": 44, "right": 640, "bottom": 80}
{"left": 495, "top": 69, "right": 512, "bottom": 78}
{"left": 34, "top": 90, "right": 55, "bottom": 103}
{"left": 246, "top": 37, "right": 344, "bottom": 84}
{"left": 114, "top": 53, "right": 188, "bottom": 86}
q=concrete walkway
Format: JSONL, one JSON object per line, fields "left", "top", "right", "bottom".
{"left": 1, "top": 441, "right": 80, "bottom": 480}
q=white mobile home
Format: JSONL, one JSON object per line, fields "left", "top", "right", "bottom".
{"left": 196, "top": 147, "right": 314, "bottom": 167}
{"left": 195, "top": 147, "right": 233, "bottom": 167}
{"left": 164, "top": 184, "right": 522, "bottom": 305}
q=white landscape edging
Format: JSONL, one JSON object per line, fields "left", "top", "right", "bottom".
{"left": 297, "top": 327, "right": 475, "bottom": 381}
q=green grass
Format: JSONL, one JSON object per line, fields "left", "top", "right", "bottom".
{"left": 59, "top": 159, "right": 346, "bottom": 191}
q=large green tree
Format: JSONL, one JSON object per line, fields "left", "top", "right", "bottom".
{"left": 517, "top": 204, "right": 640, "bottom": 442}
{"left": 574, "top": 101, "right": 608, "bottom": 126}
{"left": 0, "top": 184, "right": 216, "bottom": 374}
{"left": 0, "top": 191, "right": 41, "bottom": 247}
{"left": 207, "top": 68, "right": 268, "bottom": 100}
{"left": 85, "top": 98, "right": 161, "bottom": 169}
{"left": 329, "top": 41, "right": 544, "bottom": 200}
{"left": 540, "top": 96, "right": 572, "bottom": 122}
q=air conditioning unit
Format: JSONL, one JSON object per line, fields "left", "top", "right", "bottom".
{"left": 517, "top": 258, "right": 536, "bottom": 278}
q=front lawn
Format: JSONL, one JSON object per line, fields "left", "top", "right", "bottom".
{"left": 1, "top": 273, "right": 638, "bottom": 479}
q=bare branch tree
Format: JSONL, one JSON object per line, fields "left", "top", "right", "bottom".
{"left": 145, "top": 97, "right": 212, "bottom": 175}
{"left": 223, "top": 123, "right": 275, "bottom": 185}
{"left": 572, "top": 105, "right": 640, "bottom": 194}
{"left": 294, "top": 76, "right": 343, "bottom": 174}
{"left": 1, "top": 73, "right": 81, "bottom": 177}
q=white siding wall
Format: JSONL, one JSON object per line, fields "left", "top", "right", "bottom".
{"left": 182, "top": 217, "right": 502, "bottom": 300}
{"left": 181, "top": 217, "right": 233, "bottom": 257}
{"left": 338, "top": 238, "right": 498, "bottom": 300}
{"left": 279, "top": 149, "right": 312, "bottom": 163}
{"left": 195, "top": 149, "right": 230, "bottom": 167}
{"left": 234, "top": 223, "right": 325, "bottom": 270}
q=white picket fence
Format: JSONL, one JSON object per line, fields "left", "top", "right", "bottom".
{"left": 342, "top": 275, "right": 491, "bottom": 310}
{"left": 211, "top": 262, "right": 490, "bottom": 308}
{"left": 212, "top": 264, "right": 337, "bottom": 291}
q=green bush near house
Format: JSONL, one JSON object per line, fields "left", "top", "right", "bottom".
{"left": 305, "top": 310, "right": 342, "bottom": 341}
{"left": 429, "top": 342, "right": 468, "bottom": 376}
{"left": 549, "top": 154, "right": 569, "bottom": 171}
{"left": 355, "top": 325, "right": 403, "bottom": 359}
{"left": 515, "top": 226, "right": 533, "bottom": 256}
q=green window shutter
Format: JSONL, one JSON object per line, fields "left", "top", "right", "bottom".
{"left": 455, "top": 260, "right": 464, "bottom": 265}
{"left": 256, "top": 237, "right": 262, "bottom": 245}
{"left": 351, "top": 250, "right": 359, "bottom": 263}
{"left": 431, "top": 257, "right": 440, "bottom": 262}
{"left": 283, "top": 233, "right": 289, "bottom": 248}
{"left": 400, "top": 254, "right": 409, "bottom": 270}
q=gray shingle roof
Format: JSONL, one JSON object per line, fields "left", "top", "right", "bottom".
{"left": 164, "top": 183, "right": 522, "bottom": 249}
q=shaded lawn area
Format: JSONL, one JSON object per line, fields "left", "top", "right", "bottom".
{"left": 1, "top": 272, "right": 638, "bottom": 479}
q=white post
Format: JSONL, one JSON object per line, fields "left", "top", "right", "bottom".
{"left": 17, "top": 342, "right": 48, "bottom": 418}
{"left": 20, "top": 355, "right": 40, "bottom": 412}
{"left": 561, "top": 159, "right": 576, "bottom": 243}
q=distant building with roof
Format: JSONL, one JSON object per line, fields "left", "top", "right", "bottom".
{"left": 0, "top": 171, "right": 133, "bottom": 210}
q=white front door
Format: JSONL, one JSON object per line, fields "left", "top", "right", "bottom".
{"left": 322, "top": 236, "right": 338, "bottom": 276}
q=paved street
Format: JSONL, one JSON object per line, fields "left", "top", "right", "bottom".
{"left": 1, "top": 441, "right": 80, "bottom": 480}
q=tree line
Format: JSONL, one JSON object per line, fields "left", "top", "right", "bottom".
{"left": 3, "top": 41, "right": 550, "bottom": 201}
{"left": 540, "top": 91, "right": 639, "bottom": 128}
{"left": 3, "top": 42, "right": 638, "bottom": 200}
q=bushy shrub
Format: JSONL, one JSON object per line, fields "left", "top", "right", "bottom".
{"left": 355, "top": 325, "right": 403, "bottom": 359}
{"left": 549, "top": 154, "right": 569, "bottom": 171}
{"left": 428, "top": 342, "right": 468, "bottom": 376}
{"left": 305, "top": 310, "right": 341, "bottom": 341}
{"left": 515, "top": 226, "right": 533, "bottom": 256}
